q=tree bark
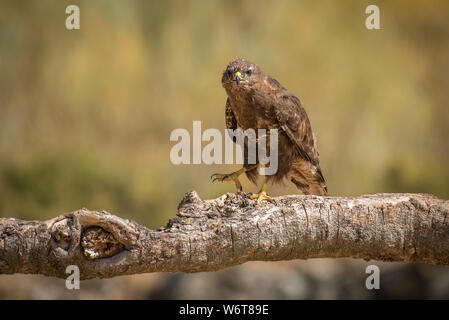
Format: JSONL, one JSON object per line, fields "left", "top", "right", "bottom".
{"left": 0, "top": 191, "right": 448, "bottom": 280}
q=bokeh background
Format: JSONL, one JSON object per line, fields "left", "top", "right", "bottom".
{"left": 0, "top": 0, "right": 448, "bottom": 299}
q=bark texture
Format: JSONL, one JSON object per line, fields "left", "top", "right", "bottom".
{"left": 0, "top": 191, "right": 448, "bottom": 280}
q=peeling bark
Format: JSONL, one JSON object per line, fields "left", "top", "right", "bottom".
{"left": 0, "top": 191, "right": 448, "bottom": 280}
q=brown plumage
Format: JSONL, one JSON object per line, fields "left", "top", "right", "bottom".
{"left": 222, "top": 58, "right": 328, "bottom": 196}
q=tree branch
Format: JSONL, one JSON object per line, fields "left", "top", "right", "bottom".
{"left": 1, "top": 192, "right": 448, "bottom": 279}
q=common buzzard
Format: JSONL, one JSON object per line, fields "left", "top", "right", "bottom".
{"left": 212, "top": 58, "right": 328, "bottom": 203}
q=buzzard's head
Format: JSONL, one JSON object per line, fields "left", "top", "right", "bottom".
{"left": 222, "top": 58, "right": 262, "bottom": 94}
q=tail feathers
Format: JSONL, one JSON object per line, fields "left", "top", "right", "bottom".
{"left": 291, "top": 177, "right": 328, "bottom": 196}
{"left": 291, "top": 166, "right": 329, "bottom": 196}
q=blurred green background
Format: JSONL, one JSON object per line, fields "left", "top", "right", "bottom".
{"left": 0, "top": 0, "right": 448, "bottom": 299}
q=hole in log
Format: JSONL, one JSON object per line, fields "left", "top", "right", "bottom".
{"left": 81, "top": 226, "right": 125, "bottom": 260}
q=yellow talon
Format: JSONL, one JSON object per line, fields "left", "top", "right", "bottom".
{"left": 211, "top": 168, "right": 246, "bottom": 191}
{"left": 250, "top": 191, "right": 274, "bottom": 204}
{"left": 250, "top": 176, "right": 274, "bottom": 204}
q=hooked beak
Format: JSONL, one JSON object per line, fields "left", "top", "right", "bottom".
{"left": 234, "top": 71, "right": 247, "bottom": 85}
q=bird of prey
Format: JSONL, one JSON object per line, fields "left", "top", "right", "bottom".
{"left": 211, "top": 58, "right": 328, "bottom": 203}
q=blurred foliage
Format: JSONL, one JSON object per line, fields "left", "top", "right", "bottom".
{"left": 0, "top": 0, "right": 448, "bottom": 229}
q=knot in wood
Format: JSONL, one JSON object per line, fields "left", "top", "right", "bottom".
{"left": 50, "top": 218, "right": 73, "bottom": 250}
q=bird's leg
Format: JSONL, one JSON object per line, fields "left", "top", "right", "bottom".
{"left": 210, "top": 167, "right": 246, "bottom": 191}
{"left": 211, "top": 164, "right": 258, "bottom": 192}
{"left": 250, "top": 176, "right": 274, "bottom": 204}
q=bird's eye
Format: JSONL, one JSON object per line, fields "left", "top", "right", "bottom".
{"left": 246, "top": 69, "right": 252, "bottom": 76}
